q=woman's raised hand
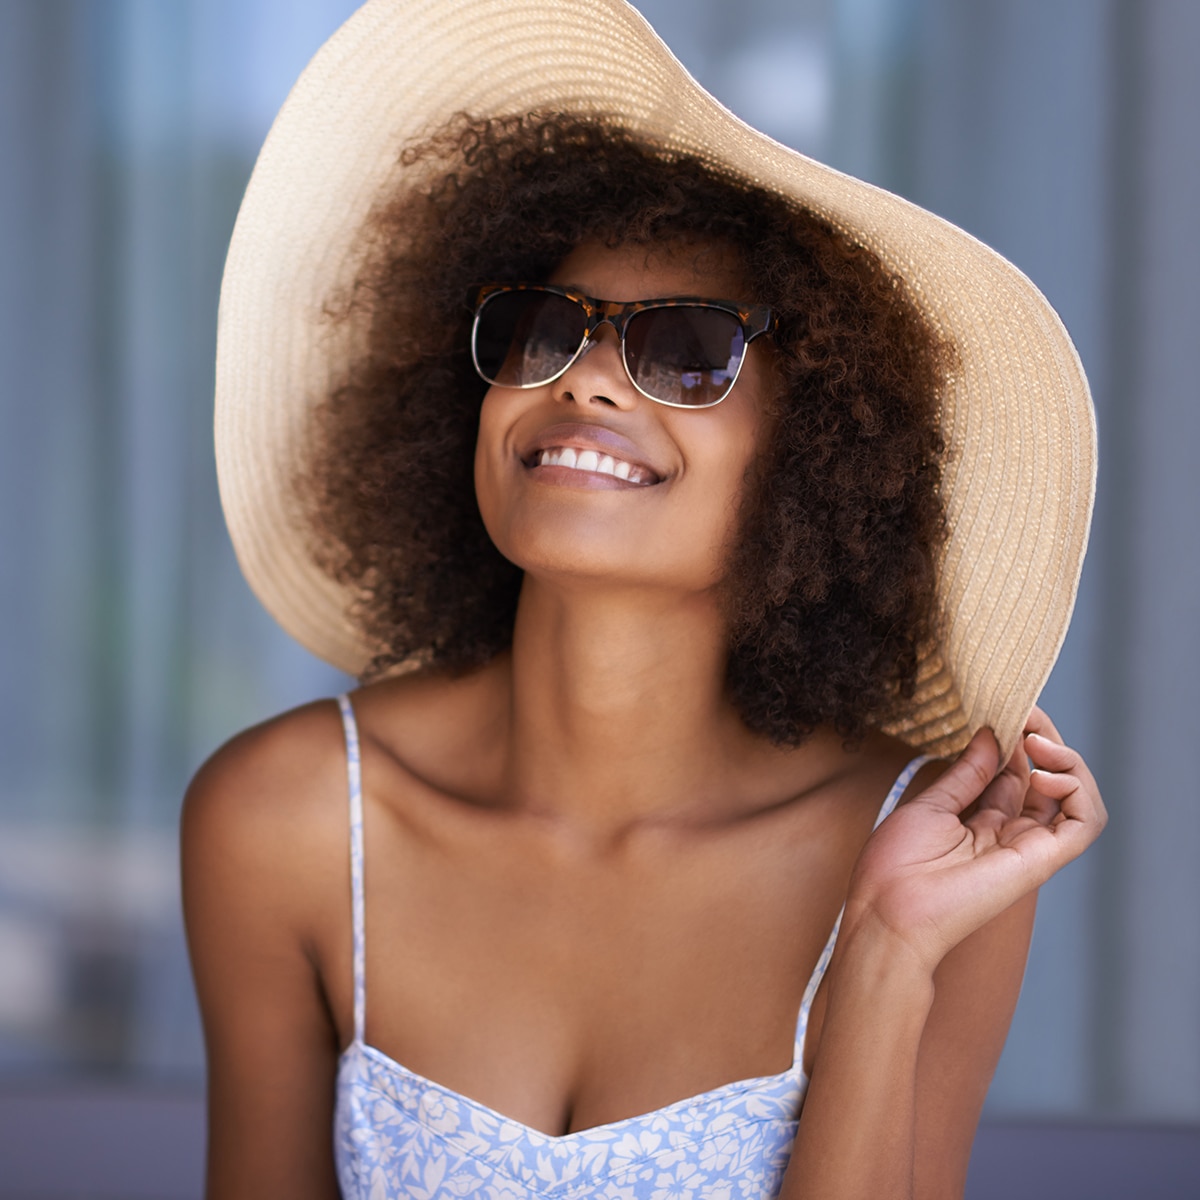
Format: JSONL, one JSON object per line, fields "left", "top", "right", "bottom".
{"left": 843, "top": 706, "right": 1107, "bottom": 972}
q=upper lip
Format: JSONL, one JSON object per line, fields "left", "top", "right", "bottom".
{"left": 520, "top": 422, "right": 665, "bottom": 481}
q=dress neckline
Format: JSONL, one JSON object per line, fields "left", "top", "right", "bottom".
{"left": 339, "top": 1036, "right": 808, "bottom": 1142}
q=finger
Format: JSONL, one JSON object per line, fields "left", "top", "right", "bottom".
{"left": 916, "top": 727, "right": 1000, "bottom": 815}
{"left": 1025, "top": 730, "right": 1102, "bottom": 805}
{"left": 1024, "top": 705, "right": 1063, "bottom": 748}
{"left": 1027, "top": 759, "right": 1107, "bottom": 839}
{"left": 1020, "top": 780, "right": 1065, "bottom": 827}
{"left": 999, "top": 777, "right": 1103, "bottom": 874}
{"left": 976, "top": 742, "right": 1031, "bottom": 819}
{"left": 1042, "top": 784, "right": 1106, "bottom": 860}
{"left": 1024, "top": 705, "right": 1064, "bottom": 745}
{"left": 1028, "top": 768, "right": 1078, "bottom": 802}
{"left": 1003, "top": 740, "right": 1032, "bottom": 786}
{"left": 1024, "top": 731, "right": 1076, "bottom": 771}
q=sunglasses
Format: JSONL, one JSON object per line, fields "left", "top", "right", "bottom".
{"left": 468, "top": 283, "right": 776, "bottom": 409}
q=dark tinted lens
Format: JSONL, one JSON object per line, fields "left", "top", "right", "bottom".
{"left": 623, "top": 306, "right": 746, "bottom": 406}
{"left": 473, "top": 290, "right": 587, "bottom": 387}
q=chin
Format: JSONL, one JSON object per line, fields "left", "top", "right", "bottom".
{"left": 492, "top": 524, "right": 727, "bottom": 599}
{"left": 490, "top": 518, "right": 647, "bottom": 582}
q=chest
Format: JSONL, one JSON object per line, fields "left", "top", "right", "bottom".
{"left": 317, "top": 792, "right": 867, "bottom": 1137}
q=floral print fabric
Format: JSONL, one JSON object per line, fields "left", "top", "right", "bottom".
{"left": 332, "top": 694, "right": 928, "bottom": 1199}
{"left": 335, "top": 1040, "right": 800, "bottom": 1200}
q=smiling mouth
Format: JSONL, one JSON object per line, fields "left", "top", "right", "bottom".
{"left": 530, "top": 446, "right": 659, "bottom": 485}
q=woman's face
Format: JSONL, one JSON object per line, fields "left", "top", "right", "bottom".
{"left": 473, "top": 238, "right": 777, "bottom": 595}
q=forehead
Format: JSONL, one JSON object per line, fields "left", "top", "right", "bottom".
{"left": 546, "top": 238, "right": 751, "bottom": 303}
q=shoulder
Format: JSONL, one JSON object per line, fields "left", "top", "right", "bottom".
{"left": 181, "top": 658, "right": 509, "bottom": 875}
{"left": 180, "top": 698, "right": 353, "bottom": 935}
{"left": 183, "top": 697, "right": 348, "bottom": 845}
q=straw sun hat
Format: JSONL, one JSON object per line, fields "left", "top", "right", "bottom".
{"left": 215, "top": 0, "right": 1096, "bottom": 759}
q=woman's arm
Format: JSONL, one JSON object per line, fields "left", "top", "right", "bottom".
{"left": 780, "top": 707, "right": 1105, "bottom": 1199}
{"left": 181, "top": 710, "right": 346, "bottom": 1200}
{"left": 914, "top": 891, "right": 1038, "bottom": 1195}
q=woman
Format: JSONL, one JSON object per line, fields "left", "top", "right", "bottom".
{"left": 183, "top": 2, "right": 1104, "bottom": 1198}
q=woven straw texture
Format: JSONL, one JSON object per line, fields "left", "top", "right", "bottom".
{"left": 214, "top": 0, "right": 1096, "bottom": 759}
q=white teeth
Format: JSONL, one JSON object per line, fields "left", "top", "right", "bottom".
{"left": 534, "top": 445, "right": 653, "bottom": 484}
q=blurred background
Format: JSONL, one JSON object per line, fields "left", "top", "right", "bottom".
{"left": 1, "top": 0, "right": 1197, "bottom": 1196}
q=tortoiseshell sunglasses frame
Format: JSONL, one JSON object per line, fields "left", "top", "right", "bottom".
{"left": 467, "top": 283, "right": 777, "bottom": 409}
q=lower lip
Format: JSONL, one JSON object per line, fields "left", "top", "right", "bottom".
{"left": 525, "top": 462, "right": 656, "bottom": 490}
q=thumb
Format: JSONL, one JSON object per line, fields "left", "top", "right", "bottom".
{"left": 914, "top": 728, "right": 1000, "bottom": 816}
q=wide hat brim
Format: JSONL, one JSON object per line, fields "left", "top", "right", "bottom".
{"left": 215, "top": 0, "right": 1096, "bottom": 760}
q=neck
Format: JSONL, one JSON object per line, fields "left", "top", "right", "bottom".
{"left": 499, "top": 573, "right": 785, "bottom": 836}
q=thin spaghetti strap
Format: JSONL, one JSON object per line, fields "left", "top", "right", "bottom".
{"left": 793, "top": 753, "right": 932, "bottom": 1069}
{"left": 337, "top": 694, "right": 367, "bottom": 1045}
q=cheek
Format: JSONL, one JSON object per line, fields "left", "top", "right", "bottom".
{"left": 657, "top": 439, "right": 763, "bottom": 589}
{"left": 472, "top": 388, "right": 514, "bottom": 535}
{"left": 673, "top": 396, "right": 768, "bottom": 512}
{"left": 691, "top": 415, "right": 772, "bottom": 574}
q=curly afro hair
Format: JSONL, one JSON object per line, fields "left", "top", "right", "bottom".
{"left": 302, "top": 113, "right": 950, "bottom": 746}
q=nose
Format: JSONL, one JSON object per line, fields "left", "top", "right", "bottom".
{"left": 551, "top": 321, "right": 637, "bottom": 409}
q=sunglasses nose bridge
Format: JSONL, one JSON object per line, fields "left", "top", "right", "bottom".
{"left": 577, "top": 305, "right": 627, "bottom": 355}
{"left": 583, "top": 300, "right": 629, "bottom": 338}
